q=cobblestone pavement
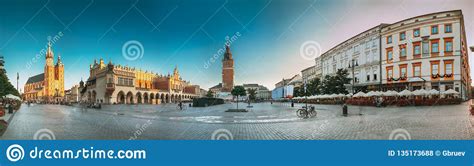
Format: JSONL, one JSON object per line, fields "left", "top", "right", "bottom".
{"left": 1, "top": 101, "right": 473, "bottom": 140}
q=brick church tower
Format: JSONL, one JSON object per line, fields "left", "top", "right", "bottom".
{"left": 222, "top": 45, "right": 234, "bottom": 92}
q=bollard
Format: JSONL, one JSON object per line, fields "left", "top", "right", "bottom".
{"left": 342, "top": 104, "right": 348, "bottom": 116}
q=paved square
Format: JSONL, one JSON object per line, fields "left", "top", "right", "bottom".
{"left": 1, "top": 102, "right": 473, "bottom": 140}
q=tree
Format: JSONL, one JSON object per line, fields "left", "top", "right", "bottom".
{"left": 206, "top": 91, "right": 214, "bottom": 98}
{"left": 319, "top": 69, "right": 351, "bottom": 95}
{"left": 307, "top": 78, "right": 321, "bottom": 96}
{"left": 0, "top": 71, "right": 20, "bottom": 97}
{"left": 333, "top": 69, "right": 351, "bottom": 94}
{"left": 321, "top": 75, "right": 334, "bottom": 94}
{"left": 247, "top": 88, "right": 257, "bottom": 101}
{"left": 231, "top": 86, "right": 246, "bottom": 109}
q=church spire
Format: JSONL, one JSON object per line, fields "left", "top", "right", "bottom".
{"left": 56, "top": 54, "right": 63, "bottom": 66}
{"left": 46, "top": 41, "right": 54, "bottom": 59}
{"left": 174, "top": 65, "right": 179, "bottom": 75}
{"left": 224, "top": 45, "right": 232, "bottom": 60}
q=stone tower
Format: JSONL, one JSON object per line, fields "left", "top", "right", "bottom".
{"left": 44, "top": 42, "right": 55, "bottom": 97}
{"left": 222, "top": 45, "right": 234, "bottom": 92}
{"left": 55, "top": 54, "right": 65, "bottom": 97}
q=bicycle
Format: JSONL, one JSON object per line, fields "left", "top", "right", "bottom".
{"left": 296, "top": 105, "right": 317, "bottom": 119}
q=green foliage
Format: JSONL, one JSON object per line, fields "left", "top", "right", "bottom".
{"left": 301, "top": 69, "right": 351, "bottom": 96}
{"left": 0, "top": 71, "right": 20, "bottom": 98}
{"left": 247, "top": 88, "right": 257, "bottom": 101}
{"left": 206, "top": 91, "right": 214, "bottom": 98}
{"left": 231, "top": 86, "right": 246, "bottom": 110}
{"left": 231, "top": 86, "right": 246, "bottom": 97}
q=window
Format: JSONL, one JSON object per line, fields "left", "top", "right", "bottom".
{"left": 387, "top": 35, "right": 392, "bottom": 44}
{"left": 445, "top": 63, "right": 452, "bottom": 75}
{"left": 430, "top": 61, "right": 440, "bottom": 80}
{"left": 367, "top": 74, "right": 370, "bottom": 81}
{"left": 444, "top": 37, "right": 453, "bottom": 54}
{"left": 444, "top": 60, "right": 454, "bottom": 79}
{"left": 431, "top": 25, "right": 438, "bottom": 34}
{"left": 432, "top": 64, "right": 439, "bottom": 74}
{"left": 386, "top": 47, "right": 393, "bottom": 62}
{"left": 445, "top": 24, "right": 452, "bottom": 33}
{"left": 399, "top": 44, "right": 407, "bottom": 59}
{"left": 373, "top": 73, "right": 377, "bottom": 81}
{"left": 400, "top": 65, "right": 407, "bottom": 78}
{"left": 413, "top": 42, "right": 421, "bottom": 57}
{"left": 431, "top": 39, "right": 439, "bottom": 54}
{"left": 422, "top": 40, "right": 430, "bottom": 57}
{"left": 399, "top": 32, "right": 406, "bottom": 41}
{"left": 387, "top": 67, "right": 393, "bottom": 81}
{"left": 413, "top": 28, "right": 420, "bottom": 37}
{"left": 413, "top": 63, "right": 421, "bottom": 77}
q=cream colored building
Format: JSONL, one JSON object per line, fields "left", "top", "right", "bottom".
{"left": 380, "top": 10, "right": 471, "bottom": 100}
{"left": 82, "top": 59, "right": 200, "bottom": 104}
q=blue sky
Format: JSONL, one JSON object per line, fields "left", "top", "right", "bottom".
{"left": 1, "top": 0, "right": 473, "bottom": 91}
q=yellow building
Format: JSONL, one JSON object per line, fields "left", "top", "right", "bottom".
{"left": 23, "top": 42, "right": 65, "bottom": 103}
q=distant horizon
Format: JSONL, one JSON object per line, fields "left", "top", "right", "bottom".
{"left": 2, "top": 0, "right": 473, "bottom": 92}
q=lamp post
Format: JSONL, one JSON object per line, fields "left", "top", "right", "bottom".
{"left": 348, "top": 59, "right": 358, "bottom": 94}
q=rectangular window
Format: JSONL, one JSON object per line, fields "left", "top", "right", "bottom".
{"left": 386, "top": 47, "right": 393, "bottom": 62}
{"left": 414, "top": 44, "right": 421, "bottom": 55}
{"left": 399, "top": 32, "right": 406, "bottom": 41}
{"left": 431, "top": 25, "right": 438, "bottom": 34}
{"left": 373, "top": 74, "right": 377, "bottom": 81}
{"left": 422, "top": 40, "right": 429, "bottom": 57}
{"left": 388, "top": 69, "right": 393, "bottom": 80}
{"left": 444, "top": 37, "right": 453, "bottom": 54}
{"left": 400, "top": 66, "right": 407, "bottom": 77}
{"left": 399, "top": 45, "right": 407, "bottom": 58}
{"left": 431, "top": 40, "right": 439, "bottom": 54}
{"left": 445, "top": 63, "right": 452, "bottom": 75}
{"left": 367, "top": 75, "right": 370, "bottom": 81}
{"left": 387, "top": 35, "right": 392, "bottom": 44}
{"left": 413, "top": 63, "right": 421, "bottom": 77}
{"left": 432, "top": 63, "right": 439, "bottom": 75}
{"left": 445, "top": 24, "right": 452, "bottom": 33}
{"left": 413, "top": 28, "right": 420, "bottom": 37}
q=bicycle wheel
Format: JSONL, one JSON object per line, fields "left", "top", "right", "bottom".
{"left": 309, "top": 110, "right": 317, "bottom": 118}
{"left": 296, "top": 109, "right": 307, "bottom": 118}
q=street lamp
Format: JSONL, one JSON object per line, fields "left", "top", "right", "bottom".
{"left": 348, "top": 59, "right": 358, "bottom": 94}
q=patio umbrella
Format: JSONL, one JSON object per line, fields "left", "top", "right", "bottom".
{"left": 383, "top": 90, "right": 398, "bottom": 97}
{"left": 3, "top": 94, "right": 21, "bottom": 101}
{"left": 428, "top": 89, "right": 440, "bottom": 96}
{"left": 442, "top": 89, "right": 459, "bottom": 95}
{"left": 353, "top": 91, "right": 366, "bottom": 97}
{"left": 398, "top": 89, "right": 413, "bottom": 96}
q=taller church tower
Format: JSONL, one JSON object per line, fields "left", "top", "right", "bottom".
{"left": 222, "top": 45, "right": 234, "bottom": 92}
{"left": 44, "top": 42, "right": 55, "bottom": 97}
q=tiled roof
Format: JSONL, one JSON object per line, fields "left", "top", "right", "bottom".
{"left": 26, "top": 73, "right": 44, "bottom": 84}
